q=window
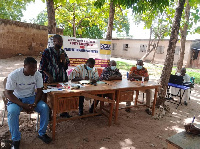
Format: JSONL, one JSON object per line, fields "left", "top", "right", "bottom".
{"left": 112, "top": 43, "right": 117, "bottom": 50}
{"left": 156, "top": 46, "right": 165, "bottom": 54}
{"left": 140, "top": 44, "right": 147, "bottom": 52}
{"left": 175, "top": 46, "right": 181, "bottom": 55}
{"left": 123, "top": 44, "right": 129, "bottom": 51}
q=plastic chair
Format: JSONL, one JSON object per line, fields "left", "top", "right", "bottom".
{"left": 1, "top": 77, "right": 39, "bottom": 131}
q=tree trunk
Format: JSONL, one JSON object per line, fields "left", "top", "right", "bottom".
{"left": 47, "top": 0, "right": 56, "bottom": 34}
{"left": 156, "top": 0, "right": 186, "bottom": 106}
{"left": 176, "top": 0, "right": 190, "bottom": 73}
{"left": 106, "top": 0, "right": 115, "bottom": 40}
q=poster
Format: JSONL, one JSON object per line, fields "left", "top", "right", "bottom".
{"left": 48, "top": 35, "right": 111, "bottom": 67}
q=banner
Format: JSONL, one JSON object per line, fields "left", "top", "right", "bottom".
{"left": 48, "top": 35, "right": 111, "bottom": 67}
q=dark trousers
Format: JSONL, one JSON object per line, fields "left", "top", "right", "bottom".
{"left": 79, "top": 95, "right": 101, "bottom": 112}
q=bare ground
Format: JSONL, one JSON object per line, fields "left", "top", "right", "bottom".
{"left": 0, "top": 56, "right": 200, "bottom": 149}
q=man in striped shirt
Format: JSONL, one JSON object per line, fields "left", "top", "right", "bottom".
{"left": 69, "top": 58, "right": 99, "bottom": 116}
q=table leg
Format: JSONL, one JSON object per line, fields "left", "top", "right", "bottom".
{"left": 134, "top": 90, "right": 139, "bottom": 106}
{"left": 52, "top": 96, "right": 57, "bottom": 140}
{"left": 115, "top": 90, "right": 120, "bottom": 123}
{"left": 152, "top": 88, "right": 158, "bottom": 116}
{"left": 109, "top": 102, "right": 113, "bottom": 126}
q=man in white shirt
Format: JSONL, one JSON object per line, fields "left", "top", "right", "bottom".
{"left": 69, "top": 58, "right": 99, "bottom": 116}
{"left": 5, "top": 57, "right": 51, "bottom": 149}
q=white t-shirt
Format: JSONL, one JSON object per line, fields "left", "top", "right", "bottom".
{"left": 183, "top": 73, "right": 190, "bottom": 83}
{"left": 6, "top": 68, "right": 43, "bottom": 99}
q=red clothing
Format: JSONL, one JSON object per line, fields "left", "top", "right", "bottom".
{"left": 129, "top": 66, "right": 149, "bottom": 78}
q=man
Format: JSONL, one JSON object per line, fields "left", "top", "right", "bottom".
{"left": 100, "top": 60, "right": 122, "bottom": 81}
{"left": 69, "top": 58, "right": 99, "bottom": 116}
{"left": 127, "top": 60, "right": 151, "bottom": 114}
{"left": 39, "top": 34, "right": 70, "bottom": 118}
{"left": 39, "top": 34, "right": 70, "bottom": 83}
{"left": 171, "top": 68, "right": 191, "bottom": 106}
{"left": 6, "top": 57, "right": 51, "bottom": 149}
{"left": 87, "top": 60, "right": 123, "bottom": 113}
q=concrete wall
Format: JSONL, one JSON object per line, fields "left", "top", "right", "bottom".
{"left": 111, "top": 39, "right": 193, "bottom": 66}
{"left": 0, "top": 19, "right": 63, "bottom": 59}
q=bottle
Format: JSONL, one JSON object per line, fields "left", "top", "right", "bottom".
{"left": 141, "top": 77, "right": 144, "bottom": 86}
{"left": 68, "top": 80, "right": 71, "bottom": 90}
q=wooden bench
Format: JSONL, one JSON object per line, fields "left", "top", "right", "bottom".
{"left": 166, "top": 131, "right": 200, "bottom": 149}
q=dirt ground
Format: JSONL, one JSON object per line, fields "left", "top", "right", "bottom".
{"left": 0, "top": 56, "right": 200, "bottom": 149}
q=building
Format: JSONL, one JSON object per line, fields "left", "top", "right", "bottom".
{"left": 111, "top": 38, "right": 199, "bottom": 68}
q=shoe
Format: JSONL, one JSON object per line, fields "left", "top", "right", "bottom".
{"left": 79, "top": 111, "right": 83, "bottom": 116}
{"left": 60, "top": 112, "right": 72, "bottom": 118}
{"left": 11, "top": 140, "right": 20, "bottom": 149}
{"left": 184, "top": 101, "right": 188, "bottom": 106}
{"left": 38, "top": 134, "right": 52, "bottom": 144}
{"left": 145, "top": 108, "right": 152, "bottom": 115}
{"left": 125, "top": 108, "right": 130, "bottom": 113}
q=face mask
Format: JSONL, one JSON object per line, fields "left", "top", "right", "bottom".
{"left": 86, "top": 65, "right": 93, "bottom": 70}
{"left": 55, "top": 44, "right": 62, "bottom": 49}
{"left": 137, "top": 65, "right": 143, "bottom": 70}
{"left": 111, "top": 66, "right": 116, "bottom": 70}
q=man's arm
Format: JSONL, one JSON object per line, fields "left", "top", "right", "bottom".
{"left": 5, "top": 90, "right": 32, "bottom": 112}
{"left": 34, "top": 88, "right": 43, "bottom": 104}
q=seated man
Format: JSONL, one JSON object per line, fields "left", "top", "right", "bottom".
{"left": 88, "top": 60, "right": 122, "bottom": 112}
{"left": 127, "top": 60, "right": 152, "bottom": 114}
{"left": 69, "top": 58, "right": 99, "bottom": 116}
{"left": 171, "top": 68, "right": 191, "bottom": 106}
{"left": 5, "top": 57, "right": 52, "bottom": 149}
{"left": 100, "top": 60, "right": 122, "bottom": 81}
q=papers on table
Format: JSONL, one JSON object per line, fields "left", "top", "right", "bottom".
{"left": 78, "top": 80, "right": 91, "bottom": 84}
{"left": 97, "top": 81, "right": 106, "bottom": 84}
{"left": 43, "top": 88, "right": 65, "bottom": 93}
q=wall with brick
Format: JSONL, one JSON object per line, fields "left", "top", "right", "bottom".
{"left": 0, "top": 19, "right": 63, "bottom": 59}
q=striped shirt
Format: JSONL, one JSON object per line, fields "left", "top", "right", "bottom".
{"left": 39, "top": 47, "right": 70, "bottom": 83}
{"left": 69, "top": 64, "right": 99, "bottom": 81}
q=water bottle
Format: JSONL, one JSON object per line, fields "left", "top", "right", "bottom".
{"left": 68, "top": 80, "right": 71, "bottom": 90}
{"left": 141, "top": 77, "right": 144, "bottom": 86}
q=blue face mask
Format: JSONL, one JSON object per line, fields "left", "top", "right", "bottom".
{"left": 137, "top": 65, "right": 143, "bottom": 70}
{"left": 111, "top": 66, "right": 116, "bottom": 70}
{"left": 86, "top": 65, "right": 93, "bottom": 70}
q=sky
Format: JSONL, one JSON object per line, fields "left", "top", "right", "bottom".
{"left": 21, "top": 0, "right": 199, "bottom": 40}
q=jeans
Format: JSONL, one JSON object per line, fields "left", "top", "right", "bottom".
{"left": 7, "top": 96, "right": 49, "bottom": 141}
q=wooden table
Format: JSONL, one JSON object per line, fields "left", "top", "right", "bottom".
{"left": 47, "top": 82, "right": 115, "bottom": 140}
{"left": 166, "top": 131, "right": 200, "bottom": 149}
{"left": 104, "top": 79, "right": 160, "bottom": 123}
{"left": 46, "top": 79, "right": 160, "bottom": 139}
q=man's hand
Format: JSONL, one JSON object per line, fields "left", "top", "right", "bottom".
{"left": 85, "top": 76, "right": 89, "bottom": 80}
{"left": 47, "top": 75, "right": 53, "bottom": 83}
{"left": 22, "top": 103, "right": 34, "bottom": 114}
{"left": 90, "top": 79, "right": 97, "bottom": 84}
{"left": 60, "top": 53, "right": 66, "bottom": 62}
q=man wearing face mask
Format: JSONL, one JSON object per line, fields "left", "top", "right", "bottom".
{"left": 126, "top": 60, "right": 152, "bottom": 114}
{"left": 87, "top": 60, "right": 122, "bottom": 113}
{"left": 100, "top": 60, "right": 122, "bottom": 81}
{"left": 39, "top": 34, "right": 70, "bottom": 118}
{"left": 69, "top": 58, "right": 99, "bottom": 116}
{"left": 128, "top": 60, "right": 149, "bottom": 81}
